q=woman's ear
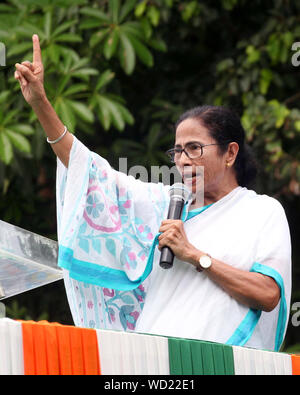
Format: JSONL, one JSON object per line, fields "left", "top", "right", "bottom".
{"left": 226, "top": 142, "right": 239, "bottom": 165}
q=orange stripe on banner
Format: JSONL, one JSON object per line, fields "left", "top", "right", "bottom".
{"left": 21, "top": 321, "right": 36, "bottom": 375}
{"left": 31, "top": 322, "right": 48, "bottom": 374}
{"left": 39, "top": 321, "right": 60, "bottom": 375}
{"left": 81, "top": 327, "right": 101, "bottom": 375}
{"left": 21, "top": 320, "right": 101, "bottom": 375}
{"left": 292, "top": 354, "right": 300, "bottom": 375}
{"left": 55, "top": 323, "right": 73, "bottom": 375}
{"left": 69, "top": 326, "right": 85, "bottom": 375}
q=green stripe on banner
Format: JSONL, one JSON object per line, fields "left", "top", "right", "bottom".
{"left": 168, "top": 338, "right": 182, "bottom": 374}
{"left": 223, "top": 345, "right": 235, "bottom": 375}
{"left": 190, "top": 341, "right": 204, "bottom": 374}
{"left": 168, "top": 338, "right": 235, "bottom": 375}
{"left": 181, "top": 341, "right": 193, "bottom": 374}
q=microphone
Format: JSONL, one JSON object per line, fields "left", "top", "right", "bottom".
{"left": 159, "top": 183, "right": 192, "bottom": 269}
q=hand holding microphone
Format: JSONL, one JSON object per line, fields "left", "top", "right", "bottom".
{"left": 159, "top": 183, "right": 192, "bottom": 269}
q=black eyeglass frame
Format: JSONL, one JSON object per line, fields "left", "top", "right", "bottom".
{"left": 165, "top": 142, "right": 230, "bottom": 163}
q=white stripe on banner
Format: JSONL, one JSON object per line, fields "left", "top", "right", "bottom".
{"left": 96, "top": 329, "right": 169, "bottom": 375}
{"left": 232, "top": 345, "right": 292, "bottom": 375}
{"left": 0, "top": 318, "right": 24, "bottom": 375}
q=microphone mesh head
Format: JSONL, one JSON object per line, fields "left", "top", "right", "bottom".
{"left": 169, "top": 183, "right": 192, "bottom": 203}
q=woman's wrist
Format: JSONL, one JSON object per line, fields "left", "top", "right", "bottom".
{"left": 185, "top": 245, "right": 203, "bottom": 268}
{"left": 31, "top": 93, "right": 48, "bottom": 112}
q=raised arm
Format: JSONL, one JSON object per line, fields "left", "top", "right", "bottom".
{"left": 14, "top": 34, "right": 73, "bottom": 167}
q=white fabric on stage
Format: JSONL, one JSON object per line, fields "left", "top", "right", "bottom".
{"left": 0, "top": 318, "right": 24, "bottom": 375}
{"left": 232, "top": 345, "right": 292, "bottom": 375}
{"left": 96, "top": 329, "right": 169, "bottom": 375}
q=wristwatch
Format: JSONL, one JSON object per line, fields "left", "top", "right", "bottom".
{"left": 199, "top": 254, "right": 212, "bottom": 270}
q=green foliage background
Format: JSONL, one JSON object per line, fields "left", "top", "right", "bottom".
{"left": 0, "top": 0, "right": 299, "bottom": 352}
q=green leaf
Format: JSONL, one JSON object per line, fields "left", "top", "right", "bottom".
{"left": 119, "top": 32, "right": 135, "bottom": 75}
{"left": 147, "top": 6, "right": 160, "bottom": 26}
{"left": 121, "top": 21, "right": 145, "bottom": 39}
{"left": 97, "top": 95, "right": 111, "bottom": 130}
{"left": 119, "top": 0, "right": 138, "bottom": 23}
{"left": 46, "top": 44, "right": 61, "bottom": 64}
{"left": 103, "top": 96, "right": 125, "bottom": 130}
{"left": 246, "top": 45, "right": 260, "bottom": 64}
{"left": 63, "top": 84, "right": 88, "bottom": 98}
{"left": 0, "top": 91, "right": 10, "bottom": 104}
{"left": 97, "top": 95, "right": 125, "bottom": 131}
{"left": 7, "top": 42, "right": 32, "bottom": 57}
{"left": 222, "top": 0, "right": 238, "bottom": 11}
{"left": 115, "top": 103, "right": 134, "bottom": 125}
{"left": 80, "top": 18, "right": 104, "bottom": 30}
{"left": 55, "top": 99, "right": 76, "bottom": 131}
{"left": 0, "top": 132, "right": 13, "bottom": 164}
{"left": 52, "top": 20, "right": 78, "bottom": 38}
{"left": 269, "top": 100, "right": 290, "bottom": 128}
{"left": 55, "top": 33, "right": 83, "bottom": 43}
{"left": 71, "top": 68, "right": 99, "bottom": 81}
{"left": 3, "top": 109, "right": 19, "bottom": 127}
{"left": 140, "top": 17, "right": 152, "bottom": 39}
{"left": 95, "top": 70, "right": 115, "bottom": 91}
{"left": 89, "top": 28, "right": 110, "bottom": 48}
{"left": 217, "top": 58, "right": 234, "bottom": 73}
{"left": 103, "top": 29, "right": 120, "bottom": 60}
{"left": 182, "top": 1, "right": 198, "bottom": 22}
{"left": 69, "top": 56, "right": 90, "bottom": 71}
{"left": 148, "top": 37, "right": 167, "bottom": 52}
{"left": 68, "top": 101, "right": 94, "bottom": 123}
{"left": 80, "top": 7, "right": 110, "bottom": 22}
{"left": 127, "top": 34, "right": 153, "bottom": 67}
{"left": 135, "top": 0, "right": 147, "bottom": 17}
{"left": 5, "top": 130, "right": 31, "bottom": 153}
{"left": 295, "top": 120, "right": 300, "bottom": 132}
{"left": 14, "top": 23, "right": 45, "bottom": 39}
{"left": 8, "top": 124, "right": 34, "bottom": 136}
{"left": 259, "top": 69, "right": 273, "bottom": 95}
{"left": 44, "top": 11, "right": 52, "bottom": 40}
{"left": 266, "top": 33, "right": 281, "bottom": 63}
{"left": 109, "top": 0, "right": 120, "bottom": 23}
{"left": 119, "top": 31, "right": 135, "bottom": 75}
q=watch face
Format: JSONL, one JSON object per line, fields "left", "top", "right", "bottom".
{"left": 200, "top": 255, "right": 211, "bottom": 269}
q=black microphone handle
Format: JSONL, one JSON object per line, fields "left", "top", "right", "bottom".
{"left": 159, "top": 199, "right": 184, "bottom": 269}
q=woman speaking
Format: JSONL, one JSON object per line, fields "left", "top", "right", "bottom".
{"left": 15, "top": 34, "right": 291, "bottom": 351}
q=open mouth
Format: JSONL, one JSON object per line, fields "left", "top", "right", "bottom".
{"left": 180, "top": 166, "right": 204, "bottom": 188}
{"left": 182, "top": 167, "right": 204, "bottom": 188}
{"left": 182, "top": 173, "right": 197, "bottom": 185}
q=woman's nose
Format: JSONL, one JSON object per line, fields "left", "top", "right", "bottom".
{"left": 177, "top": 150, "right": 193, "bottom": 166}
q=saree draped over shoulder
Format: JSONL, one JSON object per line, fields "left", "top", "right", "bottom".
{"left": 56, "top": 137, "right": 291, "bottom": 351}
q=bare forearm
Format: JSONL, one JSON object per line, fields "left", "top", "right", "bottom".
{"left": 207, "top": 259, "right": 279, "bottom": 311}
{"left": 32, "top": 96, "right": 73, "bottom": 167}
{"left": 188, "top": 248, "right": 280, "bottom": 312}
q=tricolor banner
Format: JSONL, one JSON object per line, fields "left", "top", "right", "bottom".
{"left": 0, "top": 318, "right": 299, "bottom": 375}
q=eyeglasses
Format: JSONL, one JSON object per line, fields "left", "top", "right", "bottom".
{"left": 166, "top": 142, "right": 229, "bottom": 163}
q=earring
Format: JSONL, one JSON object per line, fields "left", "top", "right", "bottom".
{"left": 226, "top": 162, "right": 231, "bottom": 168}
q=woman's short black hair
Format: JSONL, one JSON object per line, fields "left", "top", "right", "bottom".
{"left": 175, "top": 105, "right": 258, "bottom": 188}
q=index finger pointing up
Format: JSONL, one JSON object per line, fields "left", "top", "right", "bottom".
{"left": 32, "top": 34, "right": 42, "bottom": 64}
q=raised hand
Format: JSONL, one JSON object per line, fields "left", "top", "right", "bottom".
{"left": 14, "top": 33, "right": 74, "bottom": 167}
{"left": 14, "top": 34, "right": 46, "bottom": 107}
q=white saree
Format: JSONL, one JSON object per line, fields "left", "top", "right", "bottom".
{"left": 57, "top": 136, "right": 291, "bottom": 351}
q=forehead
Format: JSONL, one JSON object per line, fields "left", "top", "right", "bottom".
{"left": 175, "top": 118, "right": 212, "bottom": 145}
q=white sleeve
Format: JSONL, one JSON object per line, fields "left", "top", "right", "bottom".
{"left": 56, "top": 136, "right": 170, "bottom": 288}
{"left": 250, "top": 197, "right": 292, "bottom": 350}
